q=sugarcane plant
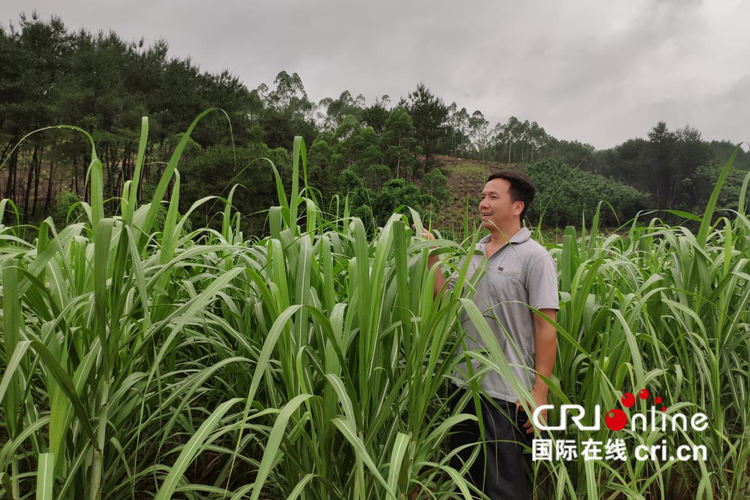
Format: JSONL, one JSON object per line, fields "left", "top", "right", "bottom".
{"left": 0, "top": 112, "right": 749, "bottom": 500}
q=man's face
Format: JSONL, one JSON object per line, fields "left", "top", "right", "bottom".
{"left": 479, "top": 178, "right": 523, "bottom": 231}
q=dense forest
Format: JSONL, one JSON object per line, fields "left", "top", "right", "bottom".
{"left": 1, "top": 12, "right": 748, "bottom": 233}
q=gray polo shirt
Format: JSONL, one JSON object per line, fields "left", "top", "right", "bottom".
{"left": 447, "top": 227, "right": 559, "bottom": 402}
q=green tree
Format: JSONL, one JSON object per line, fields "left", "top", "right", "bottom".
{"left": 687, "top": 163, "right": 749, "bottom": 213}
{"left": 321, "top": 91, "right": 366, "bottom": 131}
{"left": 257, "top": 71, "right": 316, "bottom": 148}
{"left": 645, "top": 121, "right": 678, "bottom": 208}
{"left": 361, "top": 164, "right": 391, "bottom": 191}
{"left": 401, "top": 83, "right": 447, "bottom": 171}
{"left": 421, "top": 168, "right": 451, "bottom": 205}
{"left": 308, "top": 135, "right": 338, "bottom": 200}
{"left": 524, "top": 159, "right": 650, "bottom": 226}
{"left": 372, "top": 178, "right": 433, "bottom": 227}
{"left": 446, "top": 103, "right": 471, "bottom": 157}
{"left": 337, "top": 168, "right": 364, "bottom": 194}
{"left": 468, "top": 110, "right": 489, "bottom": 161}
{"left": 382, "top": 106, "right": 417, "bottom": 178}
{"left": 179, "top": 142, "right": 290, "bottom": 235}
{"left": 673, "top": 125, "right": 713, "bottom": 208}
{"left": 361, "top": 95, "right": 390, "bottom": 136}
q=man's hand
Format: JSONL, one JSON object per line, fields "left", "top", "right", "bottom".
{"left": 516, "top": 387, "right": 548, "bottom": 434}
{"left": 413, "top": 225, "right": 435, "bottom": 244}
{"left": 413, "top": 225, "right": 446, "bottom": 297}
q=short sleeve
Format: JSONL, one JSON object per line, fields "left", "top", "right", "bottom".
{"left": 527, "top": 254, "right": 560, "bottom": 310}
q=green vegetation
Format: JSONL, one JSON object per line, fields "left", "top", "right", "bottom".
{"left": 525, "top": 159, "right": 650, "bottom": 227}
{"left": 0, "top": 111, "right": 749, "bottom": 498}
{"left": 1, "top": 13, "right": 750, "bottom": 498}
{"left": 2, "top": 13, "right": 749, "bottom": 237}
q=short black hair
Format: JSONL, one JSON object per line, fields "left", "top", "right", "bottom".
{"left": 486, "top": 170, "right": 535, "bottom": 221}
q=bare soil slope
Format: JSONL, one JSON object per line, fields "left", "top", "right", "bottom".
{"left": 429, "top": 156, "right": 521, "bottom": 234}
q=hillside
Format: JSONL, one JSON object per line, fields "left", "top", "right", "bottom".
{"left": 429, "top": 155, "right": 520, "bottom": 234}
{"left": 429, "top": 155, "right": 654, "bottom": 238}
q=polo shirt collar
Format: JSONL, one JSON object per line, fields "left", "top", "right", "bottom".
{"left": 478, "top": 227, "right": 531, "bottom": 248}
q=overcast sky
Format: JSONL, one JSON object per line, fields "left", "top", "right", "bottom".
{"left": 3, "top": 0, "right": 749, "bottom": 149}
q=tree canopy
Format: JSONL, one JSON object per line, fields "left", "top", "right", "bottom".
{"left": 1, "top": 13, "right": 747, "bottom": 234}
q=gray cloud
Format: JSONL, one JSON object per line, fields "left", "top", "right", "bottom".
{"left": 2, "top": 0, "right": 748, "bottom": 149}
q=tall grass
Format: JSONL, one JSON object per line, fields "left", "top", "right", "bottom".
{"left": 0, "top": 114, "right": 749, "bottom": 499}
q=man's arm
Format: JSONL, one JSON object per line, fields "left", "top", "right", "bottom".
{"left": 532, "top": 309, "right": 557, "bottom": 397}
{"left": 420, "top": 229, "right": 447, "bottom": 298}
{"left": 426, "top": 252, "right": 447, "bottom": 298}
{"left": 520, "top": 309, "right": 557, "bottom": 434}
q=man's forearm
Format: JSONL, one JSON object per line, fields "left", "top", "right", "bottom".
{"left": 427, "top": 253, "right": 446, "bottom": 298}
{"left": 533, "top": 311, "right": 557, "bottom": 395}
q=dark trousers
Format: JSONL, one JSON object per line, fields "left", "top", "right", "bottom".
{"left": 449, "top": 386, "right": 535, "bottom": 500}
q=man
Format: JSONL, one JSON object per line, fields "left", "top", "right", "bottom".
{"left": 422, "top": 170, "right": 559, "bottom": 499}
